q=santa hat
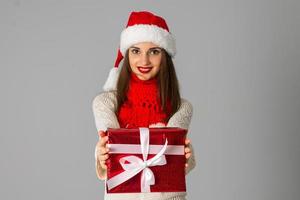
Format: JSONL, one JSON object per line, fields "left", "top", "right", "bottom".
{"left": 103, "top": 11, "right": 176, "bottom": 91}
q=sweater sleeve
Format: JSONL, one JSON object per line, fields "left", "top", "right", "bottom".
{"left": 92, "top": 91, "right": 120, "bottom": 180}
{"left": 166, "top": 98, "right": 196, "bottom": 175}
{"left": 92, "top": 91, "right": 120, "bottom": 132}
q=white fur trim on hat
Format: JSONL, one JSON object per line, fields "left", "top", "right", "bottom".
{"left": 103, "top": 67, "right": 121, "bottom": 91}
{"left": 120, "top": 24, "right": 176, "bottom": 57}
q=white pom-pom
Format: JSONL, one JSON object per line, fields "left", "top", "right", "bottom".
{"left": 103, "top": 67, "right": 121, "bottom": 91}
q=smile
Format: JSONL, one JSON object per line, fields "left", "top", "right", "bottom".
{"left": 137, "top": 67, "right": 152, "bottom": 74}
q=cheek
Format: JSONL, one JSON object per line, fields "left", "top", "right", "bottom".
{"left": 151, "top": 58, "right": 162, "bottom": 74}
{"left": 151, "top": 56, "right": 162, "bottom": 67}
{"left": 129, "top": 57, "right": 138, "bottom": 67}
{"left": 153, "top": 66, "right": 161, "bottom": 75}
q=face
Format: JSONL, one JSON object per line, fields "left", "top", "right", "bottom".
{"left": 128, "top": 42, "right": 163, "bottom": 81}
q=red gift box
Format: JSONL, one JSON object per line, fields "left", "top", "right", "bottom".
{"left": 105, "top": 127, "right": 187, "bottom": 193}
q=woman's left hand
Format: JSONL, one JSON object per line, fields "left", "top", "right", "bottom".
{"left": 185, "top": 138, "right": 192, "bottom": 168}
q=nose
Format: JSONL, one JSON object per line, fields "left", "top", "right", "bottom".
{"left": 140, "top": 52, "right": 150, "bottom": 65}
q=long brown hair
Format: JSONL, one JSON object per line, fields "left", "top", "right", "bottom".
{"left": 116, "top": 49, "right": 181, "bottom": 121}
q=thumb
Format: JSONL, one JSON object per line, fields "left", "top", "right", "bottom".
{"left": 98, "top": 130, "right": 106, "bottom": 138}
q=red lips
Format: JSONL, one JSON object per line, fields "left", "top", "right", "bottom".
{"left": 137, "top": 66, "right": 152, "bottom": 74}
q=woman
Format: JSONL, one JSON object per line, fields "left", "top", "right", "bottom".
{"left": 93, "top": 11, "right": 196, "bottom": 200}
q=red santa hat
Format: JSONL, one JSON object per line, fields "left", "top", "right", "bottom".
{"left": 103, "top": 11, "right": 176, "bottom": 91}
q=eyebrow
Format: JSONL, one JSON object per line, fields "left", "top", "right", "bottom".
{"left": 130, "top": 46, "right": 162, "bottom": 50}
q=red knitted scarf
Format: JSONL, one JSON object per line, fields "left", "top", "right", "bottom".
{"left": 117, "top": 73, "right": 171, "bottom": 128}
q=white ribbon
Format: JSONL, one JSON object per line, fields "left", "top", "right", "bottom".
{"left": 108, "top": 144, "right": 184, "bottom": 155}
{"left": 106, "top": 127, "right": 168, "bottom": 192}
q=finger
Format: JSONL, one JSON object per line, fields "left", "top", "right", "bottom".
{"left": 100, "top": 160, "right": 107, "bottom": 169}
{"left": 97, "top": 150, "right": 108, "bottom": 158}
{"left": 100, "top": 136, "right": 108, "bottom": 146}
{"left": 185, "top": 152, "right": 191, "bottom": 159}
{"left": 185, "top": 147, "right": 191, "bottom": 153}
{"left": 96, "top": 147, "right": 109, "bottom": 158}
{"left": 97, "top": 152, "right": 106, "bottom": 160}
{"left": 96, "top": 140, "right": 103, "bottom": 149}
{"left": 100, "top": 160, "right": 107, "bottom": 165}
{"left": 185, "top": 138, "right": 190, "bottom": 145}
{"left": 99, "top": 154, "right": 109, "bottom": 161}
{"left": 100, "top": 146, "right": 109, "bottom": 154}
{"left": 185, "top": 163, "right": 188, "bottom": 168}
{"left": 98, "top": 130, "right": 106, "bottom": 138}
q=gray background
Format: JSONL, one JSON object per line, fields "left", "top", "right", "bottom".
{"left": 1, "top": 0, "right": 299, "bottom": 199}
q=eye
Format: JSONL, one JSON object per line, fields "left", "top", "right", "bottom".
{"left": 131, "top": 49, "right": 140, "bottom": 54}
{"left": 149, "top": 49, "right": 161, "bottom": 55}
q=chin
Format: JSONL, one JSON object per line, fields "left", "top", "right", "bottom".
{"left": 136, "top": 74, "right": 150, "bottom": 80}
{"left": 140, "top": 76, "right": 150, "bottom": 81}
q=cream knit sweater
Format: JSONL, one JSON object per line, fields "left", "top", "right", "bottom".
{"left": 92, "top": 91, "right": 196, "bottom": 200}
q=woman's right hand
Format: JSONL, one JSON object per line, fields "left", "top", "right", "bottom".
{"left": 96, "top": 130, "right": 109, "bottom": 169}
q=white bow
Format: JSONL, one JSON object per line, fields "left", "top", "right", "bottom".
{"left": 106, "top": 127, "right": 168, "bottom": 192}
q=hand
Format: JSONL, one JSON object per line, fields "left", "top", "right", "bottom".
{"left": 96, "top": 130, "right": 109, "bottom": 169}
{"left": 184, "top": 138, "right": 192, "bottom": 168}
